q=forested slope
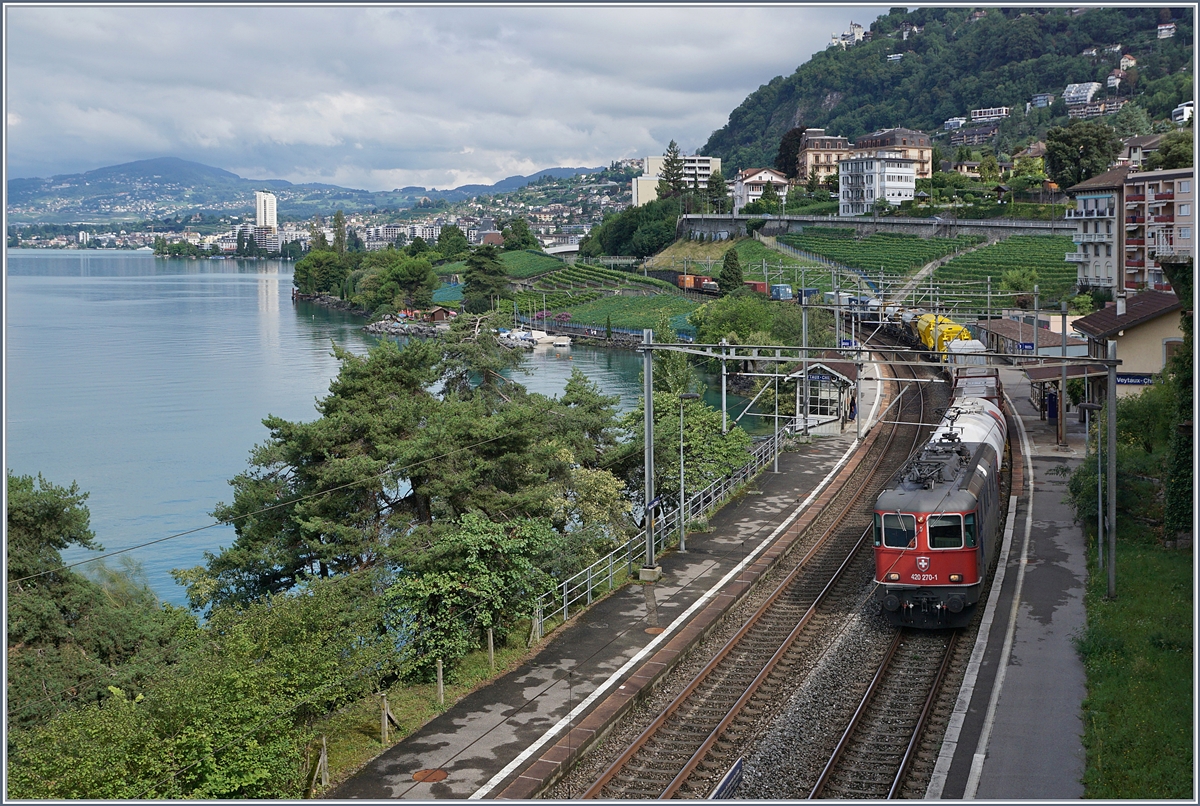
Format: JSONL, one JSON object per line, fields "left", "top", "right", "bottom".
{"left": 704, "top": 7, "right": 1193, "bottom": 172}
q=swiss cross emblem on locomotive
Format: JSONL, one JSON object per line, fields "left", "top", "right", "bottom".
{"left": 916, "top": 556, "right": 931, "bottom": 572}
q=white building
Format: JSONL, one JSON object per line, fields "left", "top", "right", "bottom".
{"left": 255, "top": 191, "right": 278, "bottom": 230}
{"left": 838, "top": 151, "right": 916, "bottom": 216}
{"left": 1172, "top": 101, "right": 1193, "bottom": 125}
{"left": 970, "top": 106, "right": 1011, "bottom": 123}
{"left": 632, "top": 154, "right": 722, "bottom": 206}
{"left": 1063, "top": 82, "right": 1102, "bottom": 106}
{"left": 731, "top": 168, "right": 789, "bottom": 213}
{"left": 943, "top": 116, "right": 968, "bottom": 130}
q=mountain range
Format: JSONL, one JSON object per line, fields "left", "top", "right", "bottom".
{"left": 6, "top": 158, "right": 605, "bottom": 224}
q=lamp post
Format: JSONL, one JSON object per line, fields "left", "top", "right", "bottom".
{"left": 1080, "top": 401, "right": 1103, "bottom": 568}
{"left": 678, "top": 392, "right": 701, "bottom": 553}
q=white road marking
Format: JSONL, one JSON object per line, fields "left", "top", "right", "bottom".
{"left": 925, "top": 393, "right": 1027, "bottom": 798}
{"left": 963, "top": 392, "right": 1035, "bottom": 799}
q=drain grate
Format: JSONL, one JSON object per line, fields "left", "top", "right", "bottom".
{"left": 412, "top": 769, "right": 448, "bottom": 783}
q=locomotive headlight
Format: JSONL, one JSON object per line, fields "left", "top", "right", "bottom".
{"left": 886, "top": 572, "right": 900, "bottom": 581}
{"left": 949, "top": 573, "right": 963, "bottom": 583}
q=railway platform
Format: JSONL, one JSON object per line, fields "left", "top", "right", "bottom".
{"left": 326, "top": 366, "right": 887, "bottom": 799}
{"left": 928, "top": 364, "right": 1090, "bottom": 799}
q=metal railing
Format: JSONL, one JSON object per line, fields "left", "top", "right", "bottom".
{"left": 530, "top": 420, "right": 796, "bottom": 639}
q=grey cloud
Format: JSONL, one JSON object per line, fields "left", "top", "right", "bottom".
{"left": 6, "top": 5, "right": 888, "bottom": 189}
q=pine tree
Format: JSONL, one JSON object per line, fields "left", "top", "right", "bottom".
{"left": 717, "top": 248, "right": 743, "bottom": 296}
{"left": 656, "top": 140, "right": 686, "bottom": 199}
{"left": 706, "top": 169, "right": 728, "bottom": 213}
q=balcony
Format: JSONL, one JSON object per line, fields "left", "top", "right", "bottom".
{"left": 1125, "top": 193, "right": 1146, "bottom": 202}
{"left": 1072, "top": 232, "right": 1110, "bottom": 243}
{"left": 1152, "top": 215, "right": 1174, "bottom": 223}
{"left": 1153, "top": 191, "right": 1174, "bottom": 201}
{"left": 1125, "top": 237, "right": 1145, "bottom": 246}
{"left": 1065, "top": 252, "right": 1088, "bottom": 262}
{"left": 1066, "top": 207, "right": 1115, "bottom": 218}
{"left": 1126, "top": 259, "right": 1146, "bottom": 268}
{"left": 1125, "top": 215, "right": 1146, "bottom": 224}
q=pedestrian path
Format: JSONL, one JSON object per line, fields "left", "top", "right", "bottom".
{"left": 327, "top": 427, "right": 867, "bottom": 799}
{"left": 929, "top": 365, "right": 1088, "bottom": 799}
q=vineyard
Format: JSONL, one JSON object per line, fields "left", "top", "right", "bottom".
{"left": 931, "top": 235, "right": 1079, "bottom": 309}
{"left": 531, "top": 263, "right": 676, "bottom": 293}
{"left": 777, "top": 232, "right": 984, "bottom": 275}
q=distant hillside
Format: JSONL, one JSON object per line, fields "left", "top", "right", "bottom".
{"left": 6, "top": 158, "right": 604, "bottom": 224}
{"left": 704, "top": 6, "right": 1193, "bottom": 173}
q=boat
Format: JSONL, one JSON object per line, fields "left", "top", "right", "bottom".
{"left": 552, "top": 336, "right": 572, "bottom": 347}
{"left": 529, "top": 330, "right": 557, "bottom": 345}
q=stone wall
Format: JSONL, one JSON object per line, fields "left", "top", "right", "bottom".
{"left": 678, "top": 213, "right": 1075, "bottom": 241}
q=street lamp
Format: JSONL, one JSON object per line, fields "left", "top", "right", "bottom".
{"left": 1079, "top": 401, "right": 1103, "bottom": 568}
{"left": 678, "top": 392, "right": 701, "bottom": 553}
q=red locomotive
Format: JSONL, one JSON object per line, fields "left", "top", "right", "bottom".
{"left": 874, "top": 397, "right": 1007, "bottom": 628}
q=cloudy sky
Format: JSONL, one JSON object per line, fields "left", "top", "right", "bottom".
{"left": 6, "top": 5, "right": 889, "bottom": 190}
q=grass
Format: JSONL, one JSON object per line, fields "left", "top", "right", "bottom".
{"left": 647, "top": 237, "right": 823, "bottom": 279}
{"left": 313, "top": 633, "right": 537, "bottom": 795}
{"left": 1076, "top": 523, "right": 1193, "bottom": 798}
{"left": 434, "top": 250, "right": 564, "bottom": 279}
{"left": 557, "top": 294, "right": 699, "bottom": 331}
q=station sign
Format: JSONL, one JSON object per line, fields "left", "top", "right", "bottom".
{"left": 1018, "top": 342, "right": 1035, "bottom": 351}
{"left": 1116, "top": 374, "right": 1154, "bottom": 385}
{"left": 839, "top": 339, "right": 858, "bottom": 348}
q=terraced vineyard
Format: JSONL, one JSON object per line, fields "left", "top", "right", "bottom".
{"left": 931, "top": 235, "right": 1078, "bottom": 309}
{"left": 778, "top": 232, "right": 983, "bottom": 275}
{"left": 534, "top": 263, "right": 676, "bottom": 293}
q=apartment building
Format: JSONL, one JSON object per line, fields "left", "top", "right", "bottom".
{"left": 970, "top": 106, "right": 1011, "bottom": 123}
{"left": 1122, "top": 167, "right": 1193, "bottom": 290}
{"left": 731, "top": 168, "right": 789, "bottom": 213}
{"left": 1064, "top": 165, "right": 1130, "bottom": 290}
{"left": 1062, "top": 82, "right": 1102, "bottom": 106}
{"left": 949, "top": 124, "right": 999, "bottom": 147}
{"left": 255, "top": 191, "right": 277, "bottom": 230}
{"left": 632, "top": 154, "right": 722, "bottom": 206}
{"left": 839, "top": 151, "right": 916, "bottom": 216}
{"left": 796, "top": 128, "right": 852, "bottom": 183}
{"left": 852, "top": 128, "right": 932, "bottom": 178}
{"left": 1116, "top": 134, "right": 1164, "bottom": 169}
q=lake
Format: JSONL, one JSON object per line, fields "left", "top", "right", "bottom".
{"left": 6, "top": 250, "right": 760, "bottom": 607}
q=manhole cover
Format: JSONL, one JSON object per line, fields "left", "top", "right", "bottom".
{"left": 412, "top": 769, "right": 448, "bottom": 783}
{"left": 644, "top": 627, "right": 665, "bottom": 635}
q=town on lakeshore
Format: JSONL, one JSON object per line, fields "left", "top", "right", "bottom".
{"left": 6, "top": 6, "right": 1192, "bottom": 803}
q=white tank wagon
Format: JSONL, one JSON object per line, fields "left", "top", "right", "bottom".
{"left": 929, "top": 397, "right": 1006, "bottom": 472}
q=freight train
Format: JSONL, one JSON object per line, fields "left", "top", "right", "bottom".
{"left": 873, "top": 396, "right": 1007, "bottom": 628}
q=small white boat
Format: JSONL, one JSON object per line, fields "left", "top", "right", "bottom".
{"left": 553, "top": 337, "right": 572, "bottom": 347}
{"left": 529, "top": 329, "right": 557, "bottom": 345}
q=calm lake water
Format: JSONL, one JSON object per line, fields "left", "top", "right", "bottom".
{"left": 8, "top": 250, "right": 760, "bottom": 607}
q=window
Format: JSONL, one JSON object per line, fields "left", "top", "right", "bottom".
{"left": 1106, "top": 244, "right": 1111, "bottom": 257}
{"left": 928, "top": 514, "right": 964, "bottom": 549}
{"left": 1181, "top": 181, "right": 1191, "bottom": 193}
{"left": 877, "top": 513, "right": 917, "bottom": 548}
{"left": 965, "top": 513, "right": 977, "bottom": 548}
{"left": 1180, "top": 204, "right": 1191, "bottom": 217}
{"left": 1165, "top": 339, "right": 1185, "bottom": 363}
{"left": 1182, "top": 227, "right": 1192, "bottom": 239}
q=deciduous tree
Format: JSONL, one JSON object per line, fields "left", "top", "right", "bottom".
{"left": 1044, "top": 120, "right": 1122, "bottom": 188}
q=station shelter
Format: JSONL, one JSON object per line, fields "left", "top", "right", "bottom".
{"left": 784, "top": 349, "right": 859, "bottom": 435}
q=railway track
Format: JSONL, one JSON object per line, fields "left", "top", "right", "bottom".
{"left": 809, "top": 629, "right": 959, "bottom": 799}
{"left": 578, "top": 347, "right": 934, "bottom": 800}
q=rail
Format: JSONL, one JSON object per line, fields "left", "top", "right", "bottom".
{"left": 530, "top": 418, "right": 797, "bottom": 639}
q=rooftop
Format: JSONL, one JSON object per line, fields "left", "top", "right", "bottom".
{"left": 1072, "top": 290, "right": 1182, "bottom": 339}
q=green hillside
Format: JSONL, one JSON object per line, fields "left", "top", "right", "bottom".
{"left": 704, "top": 7, "right": 1193, "bottom": 173}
